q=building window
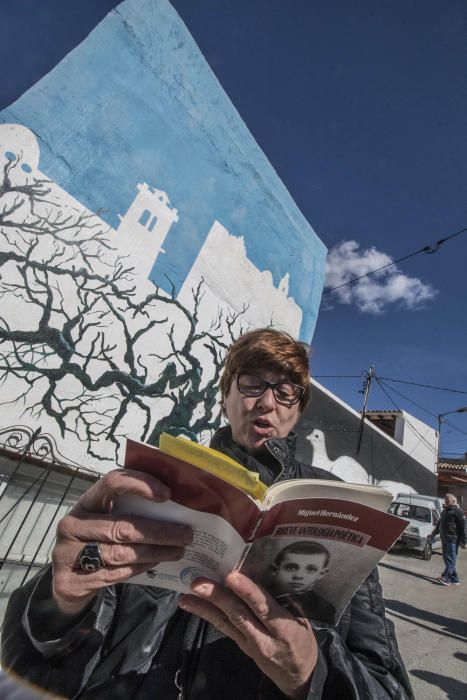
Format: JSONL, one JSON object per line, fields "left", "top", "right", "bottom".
{"left": 148, "top": 215, "right": 158, "bottom": 232}
{"left": 138, "top": 209, "right": 151, "bottom": 227}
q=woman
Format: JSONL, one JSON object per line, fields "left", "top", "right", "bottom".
{"left": 2, "top": 329, "right": 413, "bottom": 699}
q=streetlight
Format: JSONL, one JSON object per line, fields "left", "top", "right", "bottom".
{"left": 437, "top": 407, "right": 467, "bottom": 470}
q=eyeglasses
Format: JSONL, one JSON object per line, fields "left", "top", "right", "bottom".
{"left": 236, "top": 373, "right": 304, "bottom": 406}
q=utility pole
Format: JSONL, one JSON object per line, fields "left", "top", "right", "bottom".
{"left": 356, "top": 365, "right": 375, "bottom": 455}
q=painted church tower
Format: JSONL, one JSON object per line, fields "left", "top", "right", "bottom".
{"left": 117, "top": 182, "right": 179, "bottom": 279}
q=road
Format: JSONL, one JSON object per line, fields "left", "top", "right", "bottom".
{"left": 379, "top": 547, "right": 467, "bottom": 699}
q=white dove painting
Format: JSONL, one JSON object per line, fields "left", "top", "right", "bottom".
{"left": 297, "top": 379, "right": 434, "bottom": 496}
{"left": 306, "top": 429, "right": 371, "bottom": 483}
{"left": 306, "top": 429, "right": 417, "bottom": 497}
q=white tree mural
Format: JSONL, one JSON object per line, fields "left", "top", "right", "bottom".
{"left": 0, "top": 151, "right": 247, "bottom": 465}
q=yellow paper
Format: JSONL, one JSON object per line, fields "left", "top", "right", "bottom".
{"left": 159, "top": 433, "right": 268, "bottom": 501}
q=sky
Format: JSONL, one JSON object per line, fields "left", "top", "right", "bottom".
{"left": 1, "top": 0, "right": 466, "bottom": 454}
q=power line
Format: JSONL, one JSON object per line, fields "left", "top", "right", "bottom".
{"left": 313, "top": 375, "right": 361, "bottom": 379}
{"left": 314, "top": 373, "right": 467, "bottom": 394}
{"left": 323, "top": 226, "right": 467, "bottom": 295}
{"left": 374, "top": 380, "right": 437, "bottom": 456}
{"left": 374, "top": 379, "right": 438, "bottom": 456}
{"left": 376, "top": 379, "right": 439, "bottom": 419}
{"left": 438, "top": 416, "right": 467, "bottom": 438}
{"left": 376, "top": 378, "right": 467, "bottom": 438}
{"left": 314, "top": 372, "right": 467, "bottom": 438}
{"left": 378, "top": 376, "right": 467, "bottom": 395}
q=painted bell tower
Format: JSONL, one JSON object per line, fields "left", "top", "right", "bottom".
{"left": 117, "top": 182, "right": 179, "bottom": 279}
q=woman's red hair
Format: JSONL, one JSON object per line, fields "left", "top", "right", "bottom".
{"left": 220, "top": 328, "right": 311, "bottom": 411}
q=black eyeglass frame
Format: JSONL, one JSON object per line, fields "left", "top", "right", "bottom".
{"left": 236, "top": 373, "right": 305, "bottom": 407}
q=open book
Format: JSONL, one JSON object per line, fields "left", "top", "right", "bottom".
{"left": 113, "top": 435, "right": 406, "bottom": 624}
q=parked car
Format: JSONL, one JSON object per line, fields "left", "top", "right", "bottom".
{"left": 388, "top": 494, "right": 442, "bottom": 560}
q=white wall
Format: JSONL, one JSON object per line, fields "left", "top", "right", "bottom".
{"left": 396, "top": 412, "right": 437, "bottom": 473}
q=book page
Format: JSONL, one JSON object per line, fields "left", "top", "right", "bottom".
{"left": 240, "top": 496, "right": 406, "bottom": 625}
{"left": 114, "top": 438, "right": 261, "bottom": 592}
{"left": 113, "top": 496, "right": 245, "bottom": 592}
{"left": 124, "top": 438, "right": 260, "bottom": 538}
{"left": 264, "top": 479, "right": 393, "bottom": 512}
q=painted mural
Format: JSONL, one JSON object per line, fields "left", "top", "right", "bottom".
{"left": 0, "top": 0, "right": 326, "bottom": 471}
{"left": 295, "top": 380, "right": 437, "bottom": 497}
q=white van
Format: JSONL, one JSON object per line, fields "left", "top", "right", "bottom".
{"left": 388, "top": 494, "right": 442, "bottom": 560}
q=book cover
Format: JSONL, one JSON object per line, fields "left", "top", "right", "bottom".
{"left": 114, "top": 437, "right": 407, "bottom": 623}
{"left": 239, "top": 497, "right": 405, "bottom": 624}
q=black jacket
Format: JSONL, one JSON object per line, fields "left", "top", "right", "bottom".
{"left": 432, "top": 505, "right": 466, "bottom": 544}
{"left": 1, "top": 428, "right": 413, "bottom": 699}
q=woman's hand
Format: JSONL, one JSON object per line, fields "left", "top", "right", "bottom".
{"left": 178, "top": 571, "right": 318, "bottom": 699}
{"left": 51, "top": 468, "right": 193, "bottom": 616}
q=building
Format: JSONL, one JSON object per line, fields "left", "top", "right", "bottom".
{"left": 437, "top": 453, "right": 467, "bottom": 508}
{"left": 366, "top": 411, "right": 467, "bottom": 508}
{"left": 364, "top": 410, "right": 437, "bottom": 474}
{"left": 295, "top": 384, "right": 438, "bottom": 499}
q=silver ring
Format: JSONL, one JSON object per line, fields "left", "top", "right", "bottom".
{"left": 78, "top": 542, "right": 105, "bottom": 573}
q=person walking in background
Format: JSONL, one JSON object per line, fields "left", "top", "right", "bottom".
{"left": 431, "top": 493, "right": 466, "bottom": 586}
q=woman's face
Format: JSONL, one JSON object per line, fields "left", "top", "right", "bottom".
{"left": 223, "top": 370, "right": 302, "bottom": 452}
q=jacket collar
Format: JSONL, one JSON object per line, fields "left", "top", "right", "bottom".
{"left": 210, "top": 425, "right": 297, "bottom": 485}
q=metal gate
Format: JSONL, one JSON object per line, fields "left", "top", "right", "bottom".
{"left": 0, "top": 428, "right": 99, "bottom": 624}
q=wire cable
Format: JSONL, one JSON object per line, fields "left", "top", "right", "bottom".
{"left": 374, "top": 379, "right": 438, "bottom": 456}
{"left": 376, "top": 379, "right": 440, "bottom": 419}
{"left": 323, "top": 226, "right": 467, "bottom": 295}
{"left": 313, "top": 373, "right": 467, "bottom": 394}
{"left": 377, "top": 382, "right": 437, "bottom": 455}
{"left": 376, "top": 378, "right": 467, "bottom": 438}
{"left": 377, "top": 376, "right": 467, "bottom": 395}
{"left": 313, "top": 375, "right": 361, "bottom": 379}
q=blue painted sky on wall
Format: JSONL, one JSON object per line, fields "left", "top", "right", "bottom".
{"left": 0, "top": 0, "right": 326, "bottom": 341}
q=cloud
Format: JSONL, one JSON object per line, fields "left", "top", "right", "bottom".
{"left": 324, "top": 240, "right": 437, "bottom": 314}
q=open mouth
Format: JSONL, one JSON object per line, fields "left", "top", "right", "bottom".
{"left": 255, "top": 419, "right": 271, "bottom": 428}
{"left": 252, "top": 419, "right": 273, "bottom": 436}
